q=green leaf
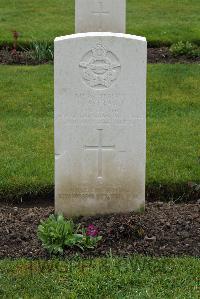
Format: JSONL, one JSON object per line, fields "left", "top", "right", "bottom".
{"left": 37, "top": 215, "right": 102, "bottom": 254}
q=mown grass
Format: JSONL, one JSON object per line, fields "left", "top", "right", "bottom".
{"left": 0, "top": 66, "right": 54, "bottom": 199}
{"left": 0, "top": 0, "right": 199, "bottom": 45}
{"left": 0, "top": 256, "right": 199, "bottom": 298}
{"left": 0, "top": 64, "right": 199, "bottom": 201}
{"left": 147, "top": 64, "right": 199, "bottom": 184}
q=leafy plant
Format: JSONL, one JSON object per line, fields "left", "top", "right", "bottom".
{"left": 37, "top": 214, "right": 77, "bottom": 254}
{"left": 37, "top": 215, "right": 102, "bottom": 254}
{"left": 170, "top": 41, "right": 200, "bottom": 57}
{"left": 26, "top": 41, "right": 54, "bottom": 63}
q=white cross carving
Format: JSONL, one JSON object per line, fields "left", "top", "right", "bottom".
{"left": 91, "top": 1, "right": 109, "bottom": 31}
{"left": 85, "top": 129, "right": 115, "bottom": 179}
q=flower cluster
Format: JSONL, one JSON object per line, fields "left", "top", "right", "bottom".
{"left": 86, "top": 224, "right": 99, "bottom": 237}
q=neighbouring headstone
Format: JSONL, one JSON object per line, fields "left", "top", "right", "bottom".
{"left": 54, "top": 32, "right": 147, "bottom": 217}
{"left": 75, "top": 0, "right": 126, "bottom": 33}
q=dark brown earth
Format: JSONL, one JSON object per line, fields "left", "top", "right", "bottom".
{"left": 147, "top": 47, "right": 199, "bottom": 64}
{"left": 0, "top": 47, "right": 199, "bottom": 65}
{"left": 0, "top": 201, "right": 199, "bottom": 258}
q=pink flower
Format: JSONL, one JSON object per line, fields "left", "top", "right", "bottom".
{"left": 86, "top": 224, "right": 98, "bottom": 237}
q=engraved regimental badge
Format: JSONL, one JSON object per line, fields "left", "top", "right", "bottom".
{"left": 79, "top": 43, "right": 121, "bottom": 89}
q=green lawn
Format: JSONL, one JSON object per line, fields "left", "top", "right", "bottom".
{"left": 0, "top": 0, "right": 199, "bottom": 45}
{"left": 0, "top": 256, "right": 199, "bottom": 298}
{"left": 0, "top": 65, "right": 54, "bottom": 199}
{"left": 0, "top": 64, "right": 199, "bottom": 200}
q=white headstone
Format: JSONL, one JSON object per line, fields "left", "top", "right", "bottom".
{"left": 75, "top": 0, "right": 126, "bottom": 33}
{"left": 54, "top": 32, "right": 146, "bottom": 217}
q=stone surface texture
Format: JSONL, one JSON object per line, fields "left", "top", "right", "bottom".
{"left": 54, "top": 33, "right": 147, "bottom": 217}
{"left": 75, "top": 0, "right": 126, "bottom": 33}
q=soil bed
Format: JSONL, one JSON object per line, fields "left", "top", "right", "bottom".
{"left": 0, "top": 202, "right": 199, "bottom": 258}
{"left": 0, "top": 47, "right": 199, "bottom": 65}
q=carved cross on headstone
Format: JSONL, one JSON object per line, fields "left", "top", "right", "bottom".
{"left": 75, "top": 0, "right": 126, "bottom": 33}
{"left": 85, "top": 129, "right": 115, "bottom": 179}
{"left": 91, "top": 1, "right": 109, "bottom": 31}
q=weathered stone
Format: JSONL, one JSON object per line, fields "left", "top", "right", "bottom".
{"left": 54, "top": 32, "right": 146, "bottom": 217}
{"left": 75, "top": 0, "right": 126, "bottom": 33}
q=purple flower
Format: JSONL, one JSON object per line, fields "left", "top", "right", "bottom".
{"left": 86, "top": 224, "right": 98, "bottom": 237}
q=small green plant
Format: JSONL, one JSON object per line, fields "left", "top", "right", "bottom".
{"left": 170, "top": 41, "right": 200, "bottom": 57}
{"left": 27, "top": 41, "right": 54, "bottom": 63}
{"left": 37, "top": 215, "right": 102, "bottom": 254}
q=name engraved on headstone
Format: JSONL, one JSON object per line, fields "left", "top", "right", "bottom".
{"left": 56, "top": 91, "right": 144, "bottom": 124}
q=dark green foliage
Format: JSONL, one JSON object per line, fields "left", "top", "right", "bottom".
{"left": 37, "top": 215, "right": 102, "bottom": 254}
{"left": 37, "top": 214, "right": 77, "bottom": 254}
{"left": 170, "top": 41, "right": 200, "bottom": 57}
{"left": 28, "top": 41, "right": 54, "bottom": 62}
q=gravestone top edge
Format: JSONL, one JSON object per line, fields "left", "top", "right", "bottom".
{"left": 54, "top": 32, "right": 146, "bottom": 43}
